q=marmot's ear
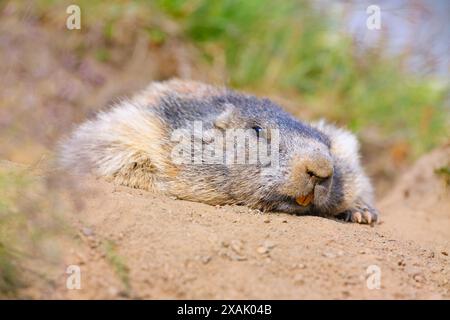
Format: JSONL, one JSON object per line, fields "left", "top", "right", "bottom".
{"left": 214, "top": 103, "right": 235, "bottom": 129}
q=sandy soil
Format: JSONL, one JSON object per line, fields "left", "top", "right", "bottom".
{"left": 27, "top": 145, "right": 446, "bottom": 300}
{"left": 0, "top": 6, "right": 449, "bottom": 300}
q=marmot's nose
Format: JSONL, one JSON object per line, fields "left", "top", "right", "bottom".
{"left": 290, "top": 151, "right": 334, "bottom": 186}
{"left": 304, "top": 155, "right": 333, "bottom": 182}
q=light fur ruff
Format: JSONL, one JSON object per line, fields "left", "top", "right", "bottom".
{"left": 59, "top": 79, "right": 378, "bottom": 224}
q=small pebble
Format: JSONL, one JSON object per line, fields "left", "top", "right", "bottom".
{"left": 413, "top": 274, "right": 424, "bottom": 283}
{"left": 230, "top": 254, "right": 247, "bottom": 261}
{"left": 263, "top": 240, "right": 276, "bottom": 249}
{"left": 323, "top": 251, "right": 336, "bottom": 259}
{"left": 201, "top": 256, "right": 211, "bottom": 264}
{"left": 294, "top": 274, "right": 304, "bottom": 285}
{"left": 230, "top": 239, "right": 243, "bottom": 254}
{"left": 81, "top": 227, "right": 94, "bottom": 237}
{"left": 89, "top": 240, "right": 98, "bottom": 249}
{"left": 257, "top": 246, "right": 268, "bottom": 254}
{"left": 108, "top": 287, "right": 119, "bottom": 296}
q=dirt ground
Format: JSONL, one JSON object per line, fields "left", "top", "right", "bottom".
{"left": 15, "top": 144, "right": 445, "bottom": 300}
{"left": 1, "top": 6, "right": 449, "bottom": 300}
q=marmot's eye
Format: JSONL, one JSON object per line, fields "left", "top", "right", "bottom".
{"left": 252, "top": 126, "right": 263, "bottom": 137}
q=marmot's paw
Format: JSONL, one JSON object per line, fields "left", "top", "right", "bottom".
{"left": 339, "top": 201, "right": 379, "bottom": 225}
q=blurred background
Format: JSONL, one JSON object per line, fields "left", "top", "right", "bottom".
{"left": 0, "top": 0, "right": 448, "bottom": 190}
{"left": 0, "top": 0, "right": 449, "bottom": 297}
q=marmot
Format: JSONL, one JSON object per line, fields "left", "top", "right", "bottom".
{"left": 59, "top": 79, "right": 378, "bottom": 224}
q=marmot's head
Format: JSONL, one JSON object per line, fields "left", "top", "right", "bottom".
{"left": 169, "top": 92, "right": 359, "bottom": 216}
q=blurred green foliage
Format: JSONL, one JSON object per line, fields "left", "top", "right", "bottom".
{"left": 103, "top": 240, "right": 131, "bottom": 294}
{"left": 24, "top": 0, "right": 450, "bottom": 155}
{"left": 435, "top": 165, "right": 450, "bottom": 186}
{"left": 157, "top": 0, "right": 449, "bottom": 155}
{"left": 0, "top": 164, "right": 66, "bottom": 297}
{"left": 0, "top": 168, "right": 29, "bottom": 296}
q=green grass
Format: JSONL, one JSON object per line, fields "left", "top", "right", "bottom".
{"left": 0, "top": 242, "right": 22, "bottom": 297}
{"left": 0, "top": 167, "right": 29, "bottom": 296}
{"left": 157, "top": 0, "right": 449, "bottom": 155}
{"left": 20, "top": 0, "right": 450, "bottom": 157}
{"left": 435, "top": 165, "right": 450, "bottom": 186}
{"left": 102, "top": 240, "right": 131, "bottom": 294}
{"left": 0, "top": 164, "right": 66, "bottom": 297}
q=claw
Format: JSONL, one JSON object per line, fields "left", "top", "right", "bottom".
{"left": 352, "top": 211, "right": 362, "bottom": 223}
{"left": 362, "top": 211, "right": 372, "bottom": 224}
{"left": 345, "top": 212, "right": 351, "bottom": 222}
